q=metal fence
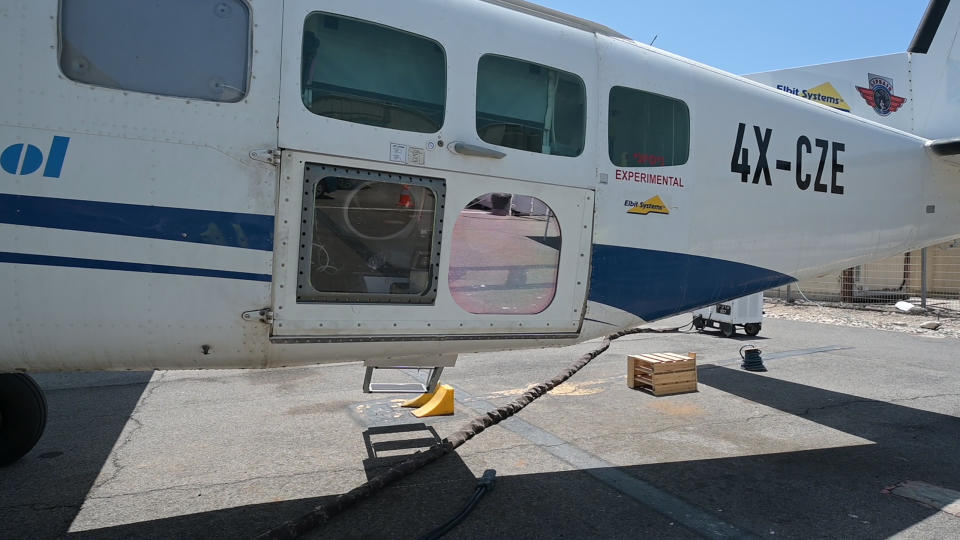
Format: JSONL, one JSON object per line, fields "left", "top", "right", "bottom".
{"left": 766, "top": 237, "right": 960, "bottom": 316}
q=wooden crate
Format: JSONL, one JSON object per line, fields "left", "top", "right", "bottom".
{"left": 627, "top": 353, "right": 697, "bottom": 396}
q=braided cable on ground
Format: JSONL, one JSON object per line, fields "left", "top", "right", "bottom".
{"left": 256, "top": 325, "right": 683, "bottom": 540}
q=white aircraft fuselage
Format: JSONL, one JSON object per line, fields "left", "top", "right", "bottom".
{"left": 1, "top": 0, "right": 958, "bottom": 375}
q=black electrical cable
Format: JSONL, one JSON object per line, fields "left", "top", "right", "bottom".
{"left": 417, "top": 469, "right": 496, "bottom": 540}
{"left": 739, "top": 345, "right": 766, "bottom": 372}
{"left": 255, "top": 325, "right": 686, "bottom": 540}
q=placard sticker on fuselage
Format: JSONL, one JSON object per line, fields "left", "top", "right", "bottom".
{"left": 389, "top": 143, "right": 425, "bottom": 166}
{"left": 390, "top": 143, "right": 408, "bottom": 164}
{"left": 407, "top": 147, "right": 425, "bottom": 166}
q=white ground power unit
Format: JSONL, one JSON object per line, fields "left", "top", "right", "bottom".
{"left": 692, "top": 292, "right": 764, "bottom": 338}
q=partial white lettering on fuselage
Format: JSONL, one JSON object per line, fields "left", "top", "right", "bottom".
{"left": 0, "top": 0, "right": 956, "bottom": 374}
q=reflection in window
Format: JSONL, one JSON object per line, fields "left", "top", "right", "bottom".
{"left": 59, "top": 0, "right": 249, "bottom": 102}
{"left": 297, "top": 166, "right": 443, "bottom": 303}
{"left": 609, "top": 86, "right": 690, "bottom": 167}
{"left": 476, "top": 55, "right": 585, "bottom": 157}
{"left": 449, "top": 194, "right": 560, "bottom": 314}
{"left": 301, "top": 13, "right": 446, "bottom": 133}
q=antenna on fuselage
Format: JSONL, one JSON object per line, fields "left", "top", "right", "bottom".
{"left": 649, "top": 34, "right": 658, "bottom": 46}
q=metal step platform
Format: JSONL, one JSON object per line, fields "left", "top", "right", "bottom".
{"left": 362, "top": 365, "right": 445, "bottom": 394}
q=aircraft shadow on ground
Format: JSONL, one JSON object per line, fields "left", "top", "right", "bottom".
{"left": 361, "top": 423, "right": 444, "bottom": 481}
{"left": 3, "top": 367, "right": 959, "bottom": 539}
{"left": 0, "top": 372, "right": 152, "bottom": 539}
{"left": 694, "top": 328, "right": 771, "bottom": 341}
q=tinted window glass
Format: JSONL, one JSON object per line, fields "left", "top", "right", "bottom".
{"left": 302, "top": 13, "right": 446, "bottom": 133}
{"left": 449, "top": 194, "right": 560, "bottom": 314}
{"left": 298, "top": 165, "right": 444, "bottom": 304}
{"left": 476, "top": 55, "right": 585, "bottom": 157}
{"left": 609, "top": 86, "right": 690, "bottom": 167}
{"left": 60, "top": 0, "right": 249, "bottom": 102}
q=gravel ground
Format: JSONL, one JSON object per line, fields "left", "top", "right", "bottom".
{"left": 763, "top": 298, "right": 960, "bottom": 339}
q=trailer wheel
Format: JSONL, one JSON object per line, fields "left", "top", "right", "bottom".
{"left": 719, "top": 322, "right": 735, "bottom": 338}
{"left": 0, "top": 374, "right": 48, "bottom": 467}
{"left": 744, "top": 323, "right": 761, "bottom": 336}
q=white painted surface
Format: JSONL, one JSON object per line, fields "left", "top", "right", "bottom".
{"left": 692, "top": 293, "right": 763, "bottom": 326}
{"left": 0, "top": 0, "right": 958, "bottom": 372}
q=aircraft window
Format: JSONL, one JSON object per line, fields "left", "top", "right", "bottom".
{"left": 608, "top": 86, "right": 690, "bottom": 167}
{"left": 297, "top": 165, "right": 444, "bottom": 304}
{"left": 476, "top": 55, "right": 585, "bottom": 157}
{"left": 449, "top": 194, "right": 560, "bottom": 314}
{"left": 59, "top": 0, "right": 250, "bottom": 102}
{"left": 301, "top": 13, "right": 446, "bottom": 133}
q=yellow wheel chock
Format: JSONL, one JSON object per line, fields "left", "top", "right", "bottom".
{"left": 403, "top": 384, "right": 455, "bottom": 417}
{"left": 400, "top": 390, "right": 435, "bottom": 408}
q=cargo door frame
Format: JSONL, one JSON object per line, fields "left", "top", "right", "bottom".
{"left": 269, "top": 152, "right": 594, "bottom": 342}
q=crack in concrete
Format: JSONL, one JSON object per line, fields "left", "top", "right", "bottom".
{"left": 0, "top": 502, "right": 83, "bottom": 512}
{"left": 42, "top": 369, "right": 276, "bottom": 395}
{"left": 559, "top": 391, "right": 960, "bottom": 447}
{"left": 82, "top": 440, "right": 579, "bottom": 504}
{"left": 90, "top": 371, "right": 166, "bottom": 492}
{"left": 791, "top": 392, "right": 960, "bottom": 417}
{"left": 44, "top": 380, "right": 154, "bottom": 394}
{"left": 65, "top": 360, "right": 960, "bottom": 527}
{"left": 564, "top": 417, "right": 765, "bottom": 447}
{"left": 84, "top": 464, "right": 371, "bottom": 502}
{"left": 450, "top": 441, "right": 540, "bottom": 459}
{"left": 891, "top": 392, "right": 960, "bottom": 402}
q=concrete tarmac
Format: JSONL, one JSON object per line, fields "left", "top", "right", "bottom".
{"left": 1, "top": 316, "right": 959, "bottom": 539}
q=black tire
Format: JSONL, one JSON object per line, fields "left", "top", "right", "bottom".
{"left": 719, "top": 322, "right": 735, "bottom": 338}
{"left": 693, "top": 316, "right": 705, "bottom": 331}
{"left": 744, "top": 323, "right": 761, "bottom": 337}
{"left": 0, "top": 374, "right": 48, "bottom": 467}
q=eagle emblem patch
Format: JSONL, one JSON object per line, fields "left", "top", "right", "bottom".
{"left": 855, "top": 73, "right": 906, "bottom": 117}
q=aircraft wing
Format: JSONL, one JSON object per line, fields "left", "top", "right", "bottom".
{"left": 928, "top": 137, "right": 960, "bottom": 165}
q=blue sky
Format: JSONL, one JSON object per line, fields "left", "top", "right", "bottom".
{"left": 535, "top": 1, "right": 931, "bottom": 74}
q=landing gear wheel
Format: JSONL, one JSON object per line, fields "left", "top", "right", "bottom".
{"left": 0, "top": 374, "right": 48, "bottom": 467}
{"left": 743, "top": 323, "right": 761, "bottom": 337}
{"left": 693, "top": 316, "right": 705, "bottom": 331}
{"left": 719, "top": 322, "right": 736, "bottom": 338}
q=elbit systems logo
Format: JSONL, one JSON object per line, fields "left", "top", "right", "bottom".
{"left": 776, "top": 82, "right": 851, "bottom": 112}
{"left": 625, "top": 196, "right": 670, "bottom": 216}
{"left": 1, "top": 136, "right": 70, "bottom": 178}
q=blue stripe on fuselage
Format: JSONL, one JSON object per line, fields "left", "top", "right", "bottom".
{"left": 588, "top": 244, "right": 795, "bottom": 321}
{"left": 0, "top": 251, "right": 272, "bottom": 282}
{"left": 0, "top": 194, "right": 274, "bottom": 251}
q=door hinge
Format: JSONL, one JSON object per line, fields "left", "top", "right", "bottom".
{"left": 249, "top": 148, "right": 280, "bottom": 165}
{"left": 242, "top": 308, "right": 274, "bottom": 324}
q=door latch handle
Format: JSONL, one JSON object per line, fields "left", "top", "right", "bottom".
{"left": 448, "top": 141, "right": 506, "bottom": 159}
